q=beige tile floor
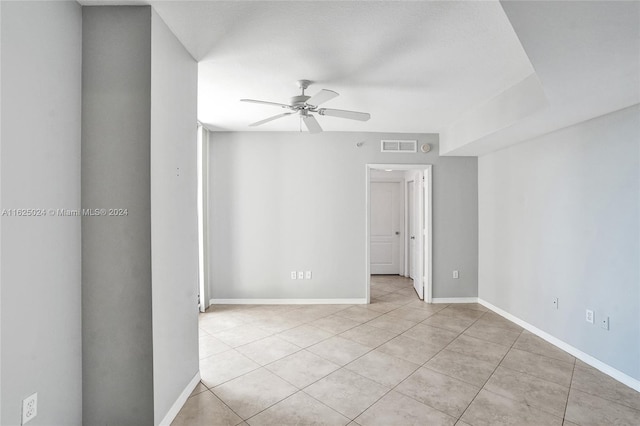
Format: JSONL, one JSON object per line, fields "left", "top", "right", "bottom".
{"left": 174, "top": 276, "right": 640, "bottom": 426}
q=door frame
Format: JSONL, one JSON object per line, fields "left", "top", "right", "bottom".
{"left": 197, "top": 124, "right": 210, "bottom": 312}
{"left": 365, "top": 164, "right": 433, "bottom": 303}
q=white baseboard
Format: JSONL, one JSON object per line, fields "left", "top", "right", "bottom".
{"left": 432, "top": 297, "right": 479, "bottom": 304}
{"left": 478, "top": 298, "right": 640, "bottom": 393}
{"left": 158, "top": 371, "right": 201, "bottom": 426}
{"left": 209, "top": 298, "right": 367, "bottom": 305}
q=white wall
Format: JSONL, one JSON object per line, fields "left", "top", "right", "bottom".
{"left": 479, "top": 104, "right": 640, "bottom": 381}
{"left": 1, "top": 2, "right": 82, "bottom": 424}
{"left": 208, "top": 132, "right": 478, "bottom": 300}
{"left": 150, "top": 9, "right": 199, "bottom": 423}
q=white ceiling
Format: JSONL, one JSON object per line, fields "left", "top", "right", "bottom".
{"left": 81, "top": 0, "right": 639, "bottom": 155}
{"left": 441, "top": 0, "right": 640, "bottom": 156}
{"left": 148, "top": 0, "right": 535, "bottom": 133}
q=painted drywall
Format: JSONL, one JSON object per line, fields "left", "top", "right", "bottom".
{"left": 150, "top": 9, "right": 199, "bottom": 423}
{"left": 82, "top": 7, "right": 154, "bottom": 424}
{"left": 440, "top": 73, "right": 548, "bottom": 156}
{"left": 208, "top": 132, "right": 477, "bottom": 300}
{"left": 1, "top": 1, "right": 82, "bottom": 424}
{"left": 479, "top": 104, "right": 640, "bottom": 380}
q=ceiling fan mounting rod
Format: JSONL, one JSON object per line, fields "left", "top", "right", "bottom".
{"left": 297, "top": 79, "right": 312, "bottom": 94}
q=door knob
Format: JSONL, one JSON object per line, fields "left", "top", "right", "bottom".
{"left": 395, "top": 232, "right": 400, "bottom": 235}
{"left": 410, "top": 236, "right": 415, "bottom": 240}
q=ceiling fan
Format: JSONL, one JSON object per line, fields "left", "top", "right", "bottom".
{"left": 241, "top": 80, "right": 371, "bottom": 133}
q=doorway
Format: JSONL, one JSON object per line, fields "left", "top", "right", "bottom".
{"left": 366, "top": 164, "right": 432, "bottom": 303}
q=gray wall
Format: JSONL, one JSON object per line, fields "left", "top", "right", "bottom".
{"left": 1, "top": 1, "right": 82, "bottom": 424}
{"left": 82, "top": 7, "right": 154, "bottom": 424}
{"left": 209, "top": 132, "right": 478, "bottom": 300}
{"left": 83, "top": 7, "right": 200, "bottom": 424}
{"left": 478, "top": 104, "right": 640, "bottom": 380}
{"left": 150, "top": 9, "right": 200, "bottom": 423}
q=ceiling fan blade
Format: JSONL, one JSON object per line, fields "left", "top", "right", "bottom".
{"left": 306, "top": 89, "right": 339, "bottom": 107}
{"left": 319, "top": 108, "right": 370, "bottom": 121}
{"left": 241, "top": 99, "right": 292, "bottom": 109}
{"left": 249, "top": 112, "right": 295, "bottom": 127}
{"left": 303, "top": 114, "right": 323, "bottom": 133}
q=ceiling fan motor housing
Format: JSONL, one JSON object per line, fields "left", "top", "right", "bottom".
{"left": 290, "top": 95, "right": 311, "bottom": 108}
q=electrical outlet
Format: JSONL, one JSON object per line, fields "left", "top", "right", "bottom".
{"left": 552, "top": 298, "right": 559, "bottom": 309}
{"left": 291, "top": 271, "right": 297, "bottom": 280}
{"left": 453, "top": 270, "right": 459, "bottom": 279}
{"left": 601, "top": 316, "right": 609, "bottom": 330}
{"left": 297, "top": 271, "right": 304, "bottom": 280}
{"left": 586, "top": 309, "right": 594, "bottom": 324}
{"left": 22, "top": 392, "right": 37, "bottom": 425}
{"left": 305, "top": 271, "right": 312, "bottom": 280}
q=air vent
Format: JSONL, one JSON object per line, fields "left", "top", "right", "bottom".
{"left": 381, "top": 140, "right": 417, "bottom": 153}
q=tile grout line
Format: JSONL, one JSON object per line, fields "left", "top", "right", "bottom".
{"left": 200, "top": 284, "right": 541, "bottom": 424}
{"left": 199, "top": 287, "right": 636, "bottom": 425}
{"left": 389, "top": 307, "right": 492, "bottom": 420}
{"left": 396, "top": 313, "right": 493, "bottom": 391}
{"left": 199, "top": 295, "right": 399, "bottom": 421}
{"left": 329, "top": 303, "right": 487, "bottom": 422}
{"left": 207, "top": 295, "right": 408, "bottom": 420}
{"left": 567, "top": 366, "right": 640, "bottom": 413}
{"left": 346, "top": 307, "right": 470, "bottom": 422}
{"left": 207, "top": 286, "right": 454, "bottom": 421}
{"left": 495, "top": 360, "right": 573, "bottom": 389}
{"left": 241, "top": 282, "right": 419, "bottom": 423}
{"left": 455, "top": 323, "right": 577, "bottom": 421}
{"left": 299, "top": 284, "right": 436, "bottom": 422}
{"left": 562, "top": 356, "right": 577, "bottom": 424}
{"left": 202, "top": 387, "right": 247, "bottom": 425}
{"left": 449, "top": 313, "right": 524, "bottom": 423}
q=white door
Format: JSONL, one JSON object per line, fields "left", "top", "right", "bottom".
{"left": 408, "top": 179, "right": 424, "bottom": 299}
{"left": 407, "top": 180, "right": 415, "bottom": 279}
{"left": 370, "top": 182, "right": 402, "bottom": 274}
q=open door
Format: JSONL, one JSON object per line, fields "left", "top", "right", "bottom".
{"left": 407, "top": 180, "right": 422, "bottom": 298}
{"left": 423, "top": 168, "right": 433, "bottom": 303}
{"left": 408, "top": 176, "right": 424, "bottom": 300}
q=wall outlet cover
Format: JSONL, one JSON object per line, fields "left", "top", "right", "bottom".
{"left": 586, "top": 309, "right": 594, "bottom": 324}
{"left": 22, "top": 392, "right": 37, "bottom": 425}
{"left": 601, "top": 316, "right": 609, "bottom": 330}
{"left": 290, "top": 271, "right": 297, "bottom": 280}
{"left": 297, "top": 271, "right": 304, "bottom": 280}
